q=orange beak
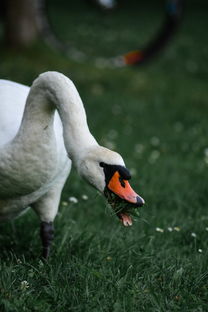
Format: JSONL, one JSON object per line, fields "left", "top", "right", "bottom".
{"left": 107, "top": 171, "right": 145, "bottom": 207}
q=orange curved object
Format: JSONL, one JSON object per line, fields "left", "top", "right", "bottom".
{"left": 124, "top": 50, "right": 143, "bottom": 65}
{"left": 107, "top": 171, "right": 139, "bottom": 204}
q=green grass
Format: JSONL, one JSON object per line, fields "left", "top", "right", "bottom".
{"left": 1, "top": 0, "right": 208, "bottom": 311}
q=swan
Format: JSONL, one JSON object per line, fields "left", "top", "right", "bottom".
{"left": 0, "top": 71, "right": 144, "bottom": 258}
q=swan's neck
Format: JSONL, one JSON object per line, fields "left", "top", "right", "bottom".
{"left": 18, "top": 72, "right": 98, "bottom": 164}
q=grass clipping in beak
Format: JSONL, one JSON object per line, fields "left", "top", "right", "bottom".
{"left": 104, "top": 189, "right": 141, "bottom": 227}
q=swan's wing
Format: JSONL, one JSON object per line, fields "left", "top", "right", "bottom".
{"left": 0, "top": 80, "right": 29, "bottom": 147}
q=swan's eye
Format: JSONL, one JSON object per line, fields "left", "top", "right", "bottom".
{"left": 99, "top": 163, "right": 131, "bottom": 186}
{"left": 119, "top": 177, "right": 126, "bottom": 188}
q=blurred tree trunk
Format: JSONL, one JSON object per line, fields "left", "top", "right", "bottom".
{"left": 4, "top": 0, "right": 39, "bottom": 48}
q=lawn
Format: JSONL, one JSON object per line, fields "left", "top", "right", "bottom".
{"left": 0, "top": 0, "right": 208, "bottom": 311}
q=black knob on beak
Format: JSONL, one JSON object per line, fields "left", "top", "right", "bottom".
{"left": 136, "top": 196, "right": 145, "bottom": 207}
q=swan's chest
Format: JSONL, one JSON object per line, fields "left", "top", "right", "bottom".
{"left": 0, "top": 155, "right": 71, "bottom": 221}
{"left": 0, "top": 136, "right": 58, "bottom": 197}
{"left": 0, "top": 132, "right": 69, "bottom": 220}
{"left": 0, "top": 110, "right": 67, "bottom": 198}
{"left": 0, "top": 184, "right": 52, "bottom": 220}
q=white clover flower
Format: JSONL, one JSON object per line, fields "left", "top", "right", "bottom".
{"left": 150, "top": 136, "right": 160, "bottom": 147}
{"left": 134, "top": 144, "right": 144, "bottom": 155}
{"left": 68, "top": 197, "right": 78, "bottom": 204}
{"left": 167, "top": 227, "right": 173, "bottom": 232}
{"left": 204, "top": 148, "right": 208, "bottom": 157}
{"left": 61, "top": 201, "right": 68, "bottom": 206}
{"left": 20, "top": 280, "right": 29, "bottom": 291}
{"left": 173, "top": 226, "right": 181, "bottom": 232}
{"left": 191, "top": 232, "right": 197, "bottom": 238}
{"left": 81, "top": 194, "right": 88, "bottom": 200}
{"left": 198, "top": 249, "right": 203, "bottom": 253}
{"left": 149, "top": 150, "right": 160, "bottom": 164}
{"left": 107, "top": 129, "right": 118, "bottom": 140}
{"left": 156, "top": 227, "right": 164, "bottom": 233}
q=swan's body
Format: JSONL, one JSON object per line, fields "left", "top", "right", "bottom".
{"left": 0, "top": 72, "right": 144, "bottom": 257}
{"left": 0, "top": 72, "right": 105, "bottom": 221}
{"left": 0, "top": 76, "right": 72, "bottom": 221}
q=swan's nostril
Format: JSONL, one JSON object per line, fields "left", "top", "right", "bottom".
{"left": 136, "top": 196, "right": 145, "bottom": 207}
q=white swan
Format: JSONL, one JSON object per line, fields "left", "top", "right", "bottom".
{"left": 0, "top": 71, "right": 144, "bottom": 257}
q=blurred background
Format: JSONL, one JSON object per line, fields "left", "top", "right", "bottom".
{"left": 0, "top": 0, "right": 208, "bottom": 311}
{"left": 0, "top": 0, "right": 207, "bottom": 208}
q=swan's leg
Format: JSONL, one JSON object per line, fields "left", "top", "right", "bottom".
{"left": 40, "top": 221, "right": 54, "bottom": 259}
{"left": 32, "top": 185, "right": 62, "bottom": 258}
{"left": 32, "top": 187, "right": 60, "bottom": 259}
{"left": 31, "top": 163, "right": 71, "bottom": 258}
{"left": 31, "top": 173, "right": 70, "bottom": 258}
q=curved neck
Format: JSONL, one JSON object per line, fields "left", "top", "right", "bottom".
{"left": 18, "top": 72, "right": 98, "bottom": 163}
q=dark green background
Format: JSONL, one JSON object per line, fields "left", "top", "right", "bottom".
{"left": 0, "top": 1, "right": 208, "bottom": 311}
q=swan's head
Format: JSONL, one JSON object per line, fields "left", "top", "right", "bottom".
{"left": 78, "top": 146, "right": 145, "bottom": 226}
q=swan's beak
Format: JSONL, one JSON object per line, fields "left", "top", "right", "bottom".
{"left": 107, "top": 171, "right": 145, "bottom": 207}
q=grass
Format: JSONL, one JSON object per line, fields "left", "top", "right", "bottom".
{"left": 0, "top": 0, "right": 208, "bottom": 311}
